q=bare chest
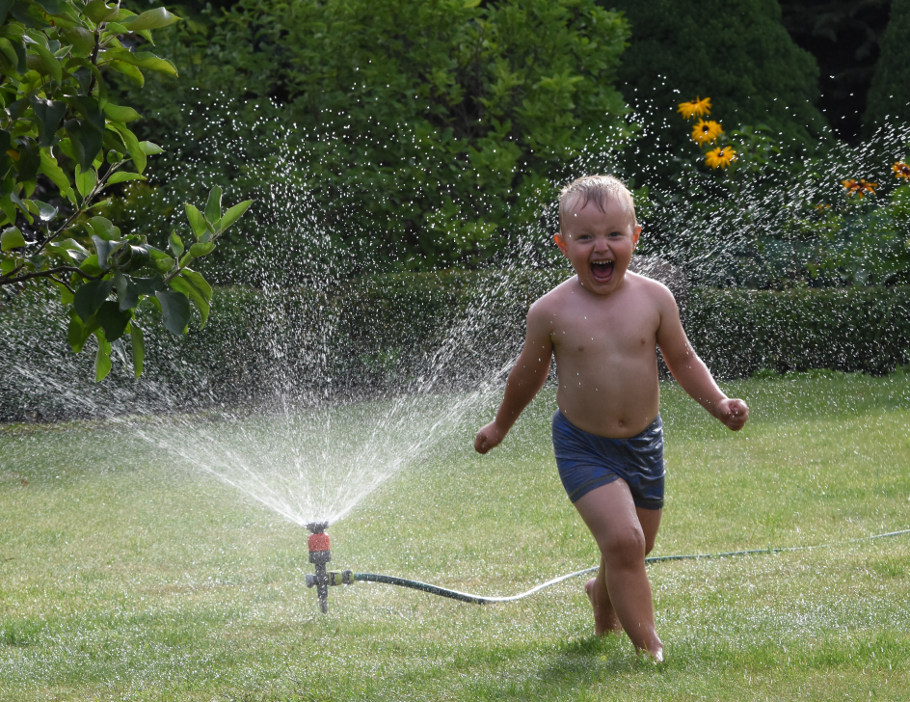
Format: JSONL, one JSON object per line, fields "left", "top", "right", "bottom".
{"left": 549, "top": 301, "right": 658, "bottom": 361}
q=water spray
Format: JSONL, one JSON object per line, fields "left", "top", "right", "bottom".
{"left": 304, "top": 525, "right": 910, "bottom": 613}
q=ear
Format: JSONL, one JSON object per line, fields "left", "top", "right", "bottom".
{"left": 553, "top": 232, "right": 567, "bottom": 254}
{"left": 632, "top": 224, "right": 642, "bottom": 248}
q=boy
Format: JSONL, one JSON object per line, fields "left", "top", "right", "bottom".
{"left": 474, "top": 175, "right": 748, "bottom": 662}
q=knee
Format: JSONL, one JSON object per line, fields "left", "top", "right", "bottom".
{"left": 600, "top": 525, "right": 647, "bottom": 567}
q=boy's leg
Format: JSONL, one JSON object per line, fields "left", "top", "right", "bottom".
{"left": 574, "top": 479, "right": 663, "bottom": 659}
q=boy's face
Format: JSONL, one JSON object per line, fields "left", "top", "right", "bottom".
{"left": 554, "top": 196, "right": 641, "bottom": 296}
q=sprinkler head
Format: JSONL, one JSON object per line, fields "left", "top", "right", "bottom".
{"left": 306, "top": 520, "right": 329, "bottom": 534}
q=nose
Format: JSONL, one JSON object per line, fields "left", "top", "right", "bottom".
{"left": 593, "top": 235, "right": 610, "bottom": 252}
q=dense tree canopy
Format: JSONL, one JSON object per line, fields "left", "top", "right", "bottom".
{"left": 864, "top": 0, "right": 910, "bottom": 133}
{"left": 781, "top": 0, "right": 891, "bottom": 141}
{"left": 605, "top": 0, "right": 828, "bottom": 146}
{"left": 118, "top": 0, "right": 634, "bottom": 280}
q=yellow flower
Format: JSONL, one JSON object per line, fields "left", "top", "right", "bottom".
{"left": 892, "top": 161, "right": 910, "bottom": 180}
{"left": 692, "top": 119, "right": 723, "bottom": 146}
{"left": 677, "top": 96, "right": 712, "bottom": 119}
{"left": 841, "top": 178, "right": 878, "bottom": 197}
{"left": 705, "top": 146, "right": 736, "bottom": 169}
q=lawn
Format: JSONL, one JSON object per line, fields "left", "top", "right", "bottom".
{"left": 1, "top": 370, "right": 909, "bottom": 701}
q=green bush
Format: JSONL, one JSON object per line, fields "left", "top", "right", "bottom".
{"left": 115, "top": 0, "right": 633, "bottom": 280}
{"left": 684, "top": 286, "right": 910, "bottom": 378}
{"left": 607, "top": 0, "right": 827, "bottom": 150}
{"left": 4, "top": 272, "right": 909, "bottom": 422}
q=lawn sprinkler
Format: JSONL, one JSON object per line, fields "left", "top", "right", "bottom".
{"left": 305, "top": 521, "right": 337, "bottom": 613}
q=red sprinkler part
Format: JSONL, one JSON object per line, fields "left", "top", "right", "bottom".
{"left": 308, "top": 532, "right": 331, "bottom": 555}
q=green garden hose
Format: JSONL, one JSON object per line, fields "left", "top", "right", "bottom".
{"left": 321, "top": 527, "right": 910, "bottom": 606}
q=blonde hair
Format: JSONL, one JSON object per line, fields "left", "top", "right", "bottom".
{"left": 558, "top": 175, "right": 637, "bottom": 232}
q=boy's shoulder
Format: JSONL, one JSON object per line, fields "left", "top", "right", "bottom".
{"left": 626, "top": 271, "right": 676, "bottom": 300}
{"left": 535, "top": 274, "right": 580, "bottom": 304}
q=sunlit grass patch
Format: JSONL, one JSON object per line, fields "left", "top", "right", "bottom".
{"left": 1, "top": 370, "right": 909, "bottom": 700}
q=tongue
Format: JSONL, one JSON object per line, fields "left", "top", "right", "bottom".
{"left": 592, "top": 261, "right": 614, "bottom": 282}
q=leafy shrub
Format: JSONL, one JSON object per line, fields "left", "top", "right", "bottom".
{"left": 635, "top": 95, "right": 910, "bottom": 290}
{"left": 5, "top": 270, "right": 908, "bottom": 422}
{"left": 115, "top": 0, "right": 633, "bottom": 279}
{"left": 0, "top": 0, "right": 250, "bottom": 381}
{"left": 684, "top": 286, "right": 910, "bottom": 378}
{"left": 607, "top": 0, "right": 827, "bottom": 150}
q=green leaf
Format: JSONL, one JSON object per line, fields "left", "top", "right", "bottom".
{"left": 97, "top": 300, "right": 132, "bottom": 341}
{"left": 94, "top": 331, "right": 112, "bottom": 382}
{"left": 1, "top": 226, "right": 26, "bottom": 251}
{"left": 102, "top": 102, "right": 142, "bottom": 123}
{"left": 105, "top": 171, "right": 145, "bottom": 185}
{"left": 110, "top": 123, "right": 146, "bottom": 174}
{"left": 218, "top": 200, "right": 253, "bottom": 233}
{"left": 205, "top": 186, "right": 222, "bottom": 224}
{"left": 148, "top": 248, "right": 175, "bottom": 274}
{"left": 67, "top": 120, "right": 104, "bottom": 172}
{"left": 75, "top": 164, "right": 97, "bottom": 199}
{"left": 32, "top": 98, "right": 67, "bottom": 147}
{"left": 130, "top": 322, "right": 144, "bottom": 377}
{"left": 106, "top": 58, "right": 144, "bottom": 86}
{"left": 67, "top": 312, "right": 89, "bottom": 353}
{"left": 74, "top": 278, "right": 113, "bottom": 321}
{"left": 131, "top": 52, "right": 178, "bottom": 77}
{"left": 32, "top": 200, "right": 57, "bottom": 222}
{"left": 39, "top": 150, "right": 75, "bottom": 200}
{"left": 188, "top": 241, "right": 215, "bottom": 258}
{"left": 121, "top": 7, "right": 181, "bottom": 31}
{"left": 155, "top": 289, "right": 191, "bottom": 335}
{"left": 25, "top": 39, "right": 62, "bottom": 83}
{"left": 61, "top": 26, "right": 95, "bottom": 58}
{"left": 47, "top": 238, "right": 90, "bottom": 265}
{"left": 84, "top": 0, "right": 120, "bottom": 23}
{"left": 139, "top": 141, "right": 163, "bottom": 156}
{"left": 168, "top": 232, "right": 184, "bottom": 258}
{"left": 184, "top": 203, "right": 208, "bottom": 238}
{"left": 86, "top": 216, "right": 120, "bottom": 241}
{"left": 79, "top": 254, "right": 102, "bottom": 277}
{"left": 112, "top": 271, "right": 139, "bottom": 311}
{"left": 169, "top": 269, "right": 212, "bottom": 326}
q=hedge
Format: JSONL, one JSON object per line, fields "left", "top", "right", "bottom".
{"left": 684, "top": 286, "right": 910, "bottom": 378}
{"left": 2, "top": 274, "right": 908, "bottom": 422}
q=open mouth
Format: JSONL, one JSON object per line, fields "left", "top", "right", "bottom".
{"left": 591, "top": 260, "right": 614, "bottom": 282}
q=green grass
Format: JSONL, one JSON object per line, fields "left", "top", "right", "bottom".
{"left": 2, "top": 370, "right": 909, "bottom": 701}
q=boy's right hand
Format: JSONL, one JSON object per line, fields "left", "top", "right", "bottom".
{"left": 474, "top": 422, "right": 507, "bottom": 454}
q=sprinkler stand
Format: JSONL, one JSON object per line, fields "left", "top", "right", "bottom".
{"left": 305, "top": 521, "right": 332, "bottom": 612}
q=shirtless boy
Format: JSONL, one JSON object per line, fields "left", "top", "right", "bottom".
{"left": 474, "top": 175, "right": 749, "bottom": 661}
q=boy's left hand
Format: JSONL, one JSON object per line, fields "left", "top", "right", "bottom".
{"left": 716, "top": 398, "right": 749, "bottom": 431}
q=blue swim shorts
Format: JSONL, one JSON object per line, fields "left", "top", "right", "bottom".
{"left": 552, "top": 410, "right": 665, "bottom": 509}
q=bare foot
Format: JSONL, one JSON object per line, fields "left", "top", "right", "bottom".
{"left": 639, "top": 644, "right": 664, "bottom": 664}
{"left": 585, "top": 577, "right": 622, "bottom": 637}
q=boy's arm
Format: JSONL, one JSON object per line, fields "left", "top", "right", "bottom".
{"left": 655, "top": 287, "right": 749, "bottom": 431}
{"left": 474, "top": 302, "right": 554, "bottom": 453}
